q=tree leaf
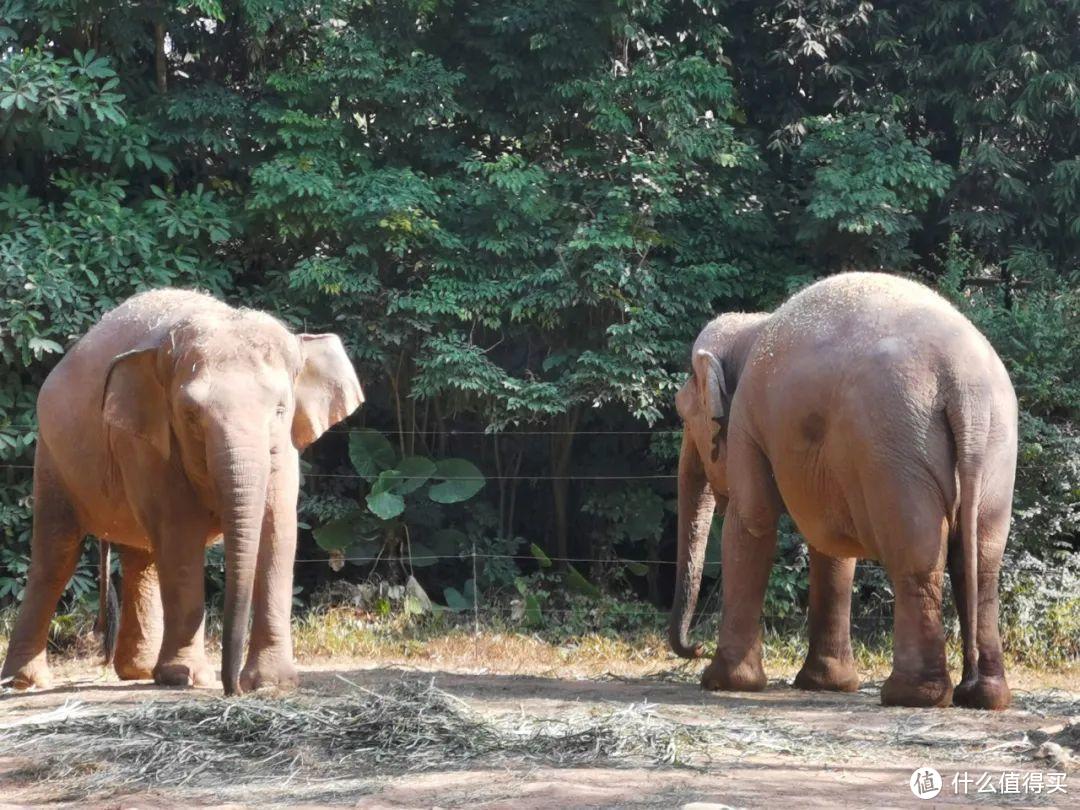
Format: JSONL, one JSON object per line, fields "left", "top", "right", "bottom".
{"left": 524, "top": 593, "right": 543, "bottom": 626}
{"left": 443, "top": 586, "right": 470, "bottom": 612}
{"left": 384, "top": 455, "right": 437, "bottom": 494}
{"left": 530, "top": 543, "right": 552, "bottom": 568}
{"left": 428, "top": 458, "right": 485, "bottom": 503}
{"left": 348, "top": 429, "right": 397, "bottom": 480}
{"left": 366, "top": 490, "right": 405, "bottom": 520}
{"left": 564, "top": 564, "right": 601, "bottom": 597}
{"left": 313, "top": 511, "right": 365, "bottom": 551}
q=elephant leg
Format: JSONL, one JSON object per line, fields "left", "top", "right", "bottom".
{"left": 702, "top": 435, "right": 781, "bottom": 692}
{"left": 860, "top": 480, "right": 952, "bottom": 708}
{"left": 950, "top": 501, "right": 1011, "bottom": 710}
{"left": 794, "top": 548, "right": 858, "bottom": 692}
{"left": 1, "top": 445, "right": 81, "bottom": 690}
{"left": 701, "top": 509, "right": 779, "bottom": 691}
{"left": 881, "top": 569, "right": 952, "bottom": 707}
{"left": 151, "top": 522, "right": 215, "bottom": 688}
{"left": 113, "top": 546, "right": 163, "bottom": 681}
{"left": 241, "top": 461, "right": 299, "bottom": 692}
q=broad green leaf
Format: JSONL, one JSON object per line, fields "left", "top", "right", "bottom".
{"left": 443, "top": 586, "right": 470, "bottom": 612}
{"left": 530, "top": 543, "right": 552, "bottom": 568}
{"left": 366, "top": 490, "right": 405, "bottom": 520}
{"left": 349, "top": 429, "right": 397, "bottom": 480}
{"left": 313, "top": 512, "right": 364, "bottom": 551}
{"left": 428, "top": 458, "right": 485, "bottom": 503}
{"left": 622, "top": 559, "right": 649, "bottom": 576}
{"left": 384, "top": 455, "right": 437, "bottom": 494}
{"left": 524, "top": 593, "right": 543, "bottom": 626}
{"left": 564, "top": 564, "right": 601, "bottom": 598}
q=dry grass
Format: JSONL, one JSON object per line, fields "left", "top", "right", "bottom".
{"left": 3, "top": 604, "right": 1079, "bottom": 692}
{"left": 0, "top": 677, "right": 714, "bottom": 798}
{"left": 284, "top": 607, "right": 1080, "bottom": 691}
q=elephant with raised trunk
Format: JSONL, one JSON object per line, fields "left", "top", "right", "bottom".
{"left": 1, "top": 290, "right": 363, "bottom": 695}
{"left": 670, "top": 273, "right": 1016, "bottom": 710}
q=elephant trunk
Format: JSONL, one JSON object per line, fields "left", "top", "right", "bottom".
{"left": 211, "top": 434, "right": 270, "bottom": 696}
{"left": 669, "top": 432, "right": 718, "bottom": 659}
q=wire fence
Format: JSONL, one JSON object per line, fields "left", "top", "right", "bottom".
{"left": 0, "top": 461, "right": 1063, "bottom": 476}
{"left": 2, "top": 420, "right": 1078, "bottom": 443}
{"left": 0, "top": 424, "right": 1064, "bottom": 635}
{"left": 292, "top": 548, "right": 900, "bottom": 628}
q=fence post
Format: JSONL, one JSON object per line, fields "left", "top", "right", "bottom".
{"left": 472, "top": 533, "right": 479, "bottom": 636}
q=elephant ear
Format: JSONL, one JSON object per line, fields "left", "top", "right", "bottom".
{"left": 692, "top": 349, "right": 729, "bottom": 423}
{"left": 102, "top": 347, "right": 171, "bottom": 459}
{"left": 292, "top": 334, "right": 364, "bottom": 450}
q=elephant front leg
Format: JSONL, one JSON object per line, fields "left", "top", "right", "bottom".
{"left": 151, "top": 523, "right": 216, "bottom": 688}
{"left": 794, "top": 548, "right": 859, "bottom": 692}
{"left": 701, "top": 507, "right": 777, "bottom": 692}
{"left": 113, "top": 546, "right": 164, "bottom": 680}
{"left": 240, "top": 462, "right": 300, "bottom": 693}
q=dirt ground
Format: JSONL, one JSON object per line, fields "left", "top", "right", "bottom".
{"left": 1, "top": 654, "right": 1078, "bottom": 809}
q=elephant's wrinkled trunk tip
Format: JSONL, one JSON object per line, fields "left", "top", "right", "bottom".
{"left": 668, "top": 621, "right": 704, "bottom": 660}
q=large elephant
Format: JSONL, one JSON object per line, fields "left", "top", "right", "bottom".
{"left": 670, "top": 273, "right": 1016, "bottom": 710}
{"left": 1, "top": 290, "right": 363, "bottom": 695}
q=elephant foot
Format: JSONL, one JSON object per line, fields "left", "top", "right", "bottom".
{"left": 240, "top": 656, "right": 299, "bottom": 693}
{"left": 1, "top": 655, "right": 53, "bottom": 690}
{"left": 794, "top": 654, "right": 860, "bottom": 693}
{"left": 701, "top": 649, "right": 767, "bottom": 692}
{"left": 953, "top": 675, "right": 1011, "bottom": 711}
{"left": 114, "top": 658, "right": 156, "bottom": 681}
{"left": 881, "top": 670, "right": 953, "bottom": 708}
{"left": 153, "top": 656, "right": 217, "bottom": 688}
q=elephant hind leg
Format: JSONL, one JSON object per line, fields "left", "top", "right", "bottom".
{"left": 0, "top": 445, "right": 82, "bottom": 690}
{"left": 880, "top": 569, "right": 953, "bottom": 707}
{"left": 874, "top": 487, "right": 954, "bottom": 708}
{"left": 113, "top": 545, "right": 163, "bottom": 681}
{"left": 794, "top": 548, "right": 859, "bottom": 692}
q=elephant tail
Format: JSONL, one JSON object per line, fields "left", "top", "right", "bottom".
{"left": 95, "top": 540, "right": 118, "bottom": 665}
{"left": 946, "top": 400, "right": 987, "bottom": 681}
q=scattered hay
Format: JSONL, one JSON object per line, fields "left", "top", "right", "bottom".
{"left": 1012, "top": 689, "right": 1080, "bottom": 718}
{"left": 0, "top": 677, "right": 711, "bottom": 795}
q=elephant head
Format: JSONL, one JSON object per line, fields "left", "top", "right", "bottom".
{"left": 669, "top": 312, "right": 768, "bottom": 659}
{"left": 101, "top": 308, "right": 363, "bottom": 694}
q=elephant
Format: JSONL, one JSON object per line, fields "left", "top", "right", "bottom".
{"left": 0, "top": 289, "right": 363, "bottom": 695}
{"left": 669, "top": 272, "right": 1016, "bottom": 710}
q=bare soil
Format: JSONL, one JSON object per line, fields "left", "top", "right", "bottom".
{"left": 1, "top": 655, "right": 1077, "bottom": 809}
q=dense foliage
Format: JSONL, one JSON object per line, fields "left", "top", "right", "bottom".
{"left": 1, "top": 1, "right": 1076, "bottom": 642}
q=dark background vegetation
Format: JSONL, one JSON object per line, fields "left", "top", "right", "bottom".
{"left": 0, "top": 0, "right": 1077, "bottom": 657}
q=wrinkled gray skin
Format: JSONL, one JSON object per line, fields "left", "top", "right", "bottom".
{"left": 670, "top": 273, "right": 1017, "bottom": 710}
{"left": 1, "top": 290, "right": 363, "bottom": 695}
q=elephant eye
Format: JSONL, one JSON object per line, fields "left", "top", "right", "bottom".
{"left": 275, "top": 404, "right": 287, "bottom": 419}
